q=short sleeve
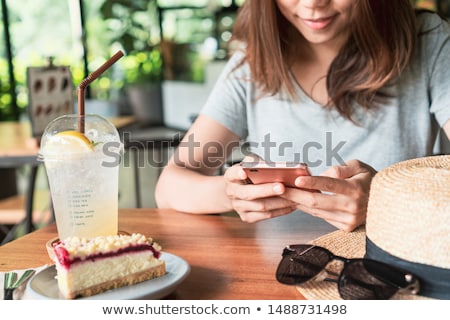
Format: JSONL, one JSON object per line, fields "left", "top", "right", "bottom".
{"left": 427, "top": 17, "right": 450, "bottom": 127}
{"left": 200, "top": 52, "right": 249, "bottom": 139}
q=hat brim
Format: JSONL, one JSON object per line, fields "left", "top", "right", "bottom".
{"left": 295, "top": 226, "right": 429, "bottom": 300}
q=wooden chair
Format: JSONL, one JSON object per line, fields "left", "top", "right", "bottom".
{"left": 0, "top": 189, "right": 53, "bottom": 244}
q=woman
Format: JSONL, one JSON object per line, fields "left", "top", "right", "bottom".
{"left": 155, "top": 0, "right": 450, "bottom": 231}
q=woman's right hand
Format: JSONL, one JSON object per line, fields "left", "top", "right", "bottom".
{"left": 223, "top": 163, "right": 297, "bottom": 223}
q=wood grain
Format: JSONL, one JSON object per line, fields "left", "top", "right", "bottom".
{"left": 0, "top": 208, "right": 336, "bottom": 300}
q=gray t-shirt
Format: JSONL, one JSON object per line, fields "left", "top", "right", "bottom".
{"left": 200, "top": 12, "right": 450, "bottom": 175}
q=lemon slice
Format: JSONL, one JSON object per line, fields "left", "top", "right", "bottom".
{"left": 43, "top": 130, "right": 94, "bottom": 155}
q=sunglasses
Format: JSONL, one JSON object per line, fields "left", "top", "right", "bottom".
{"left": 276, "top": 244, "right": 420, "bottom": 300}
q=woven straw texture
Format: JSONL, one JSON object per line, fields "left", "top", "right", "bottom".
{"left": 296, "top": 155, "right": 449, "bottom": 300}
{"left": 296, "top": 227, "right": 365, "bottom": 300}
{"left": 366, "top": 155, "right": 450, "bottom": 268}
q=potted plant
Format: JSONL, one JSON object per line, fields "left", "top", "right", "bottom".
{"left": 100, "top": 0, "right": 164, "bottom": 125}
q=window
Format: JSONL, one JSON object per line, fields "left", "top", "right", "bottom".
{"left": 0, "top": 0, "right": 243, "bottom": 120}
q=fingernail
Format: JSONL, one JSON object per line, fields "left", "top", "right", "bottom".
{"left": 273, "top": 184, "right": 283, "bottom": 194}
{"left": 239, "top": 169, "right": 247, "bottom": 180}
{"left": 295, "top": 176, "right": 304, "bottom": 186}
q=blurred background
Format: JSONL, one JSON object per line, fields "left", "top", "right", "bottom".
{"left": 0, "top": 0, "right": 246, "bottom": 128}
{"left": 0, "top": 0, "right": 247, "bottom": 243}
{"left": 0, "top": 0, "right": 448, "bottom": 124}
{"left": 0, "top": 0, "right": 449, "bottom": 242}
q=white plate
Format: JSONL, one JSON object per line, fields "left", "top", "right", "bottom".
{"left": 24, "top": 252, "right": 190, "bottom": 300}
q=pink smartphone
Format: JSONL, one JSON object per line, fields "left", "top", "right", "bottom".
{"left": 240, "top": 161, "right": 311, "bottom": 188}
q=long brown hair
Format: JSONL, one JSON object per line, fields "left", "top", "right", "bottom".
{"left": 231, "top": 0, "right": 417, "bottom": 121}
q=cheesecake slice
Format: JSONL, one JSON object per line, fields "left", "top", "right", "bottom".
{"left": 53, "top": 233, "right": 165, "bottom": 299}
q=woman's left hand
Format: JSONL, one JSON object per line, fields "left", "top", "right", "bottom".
{"left": 280, "top": 160, "right": 377, "bottom": 232}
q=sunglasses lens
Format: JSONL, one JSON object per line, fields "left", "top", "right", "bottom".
{"left": 276, "top": 245, "right": 330, "bottom": 285}
{"left": 339, "top": 260, "right": 399, "bottom": 299}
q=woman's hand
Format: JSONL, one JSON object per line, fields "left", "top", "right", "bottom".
{"left": 281, "top": 160, "right": 377, "bottom": 232}
{"left": 223, "top": 163, "right": 297, "bottom": 223}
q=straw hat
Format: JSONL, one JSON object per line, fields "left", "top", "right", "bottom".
{"left": 296, "top": 155, "right": 450, "bottom": 300}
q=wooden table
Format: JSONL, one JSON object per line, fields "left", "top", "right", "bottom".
{"left": 0, "top": 208, "right": 336, "bottom": 299}
{"left": 0, "top": 121, "right": 40, "bottom": 167}
{"left": 0, "top": 116, "right": 136, "bottom": 165}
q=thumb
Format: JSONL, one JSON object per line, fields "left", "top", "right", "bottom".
{"left": 321, "top": 160, "right": 368, "bottom": 179}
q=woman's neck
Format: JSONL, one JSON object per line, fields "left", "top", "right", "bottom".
{"left": 288, "top": 36, "right": 348, "bottom": 106}
{"left": 289, "top": 46, "right": 338, "bottom": 106}
{"left": 304, "top": 36, "right": 345, "bottom": 63}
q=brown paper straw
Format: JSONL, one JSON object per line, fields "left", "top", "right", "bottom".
{"left": 77, "top": 50, "right": 125, "bottom": 133}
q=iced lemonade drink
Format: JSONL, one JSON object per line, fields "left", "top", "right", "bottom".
{"left": 38, "top": 114, "right": 122, "bottom": 239}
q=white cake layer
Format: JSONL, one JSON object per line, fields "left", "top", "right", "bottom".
{"left": 56, "top": 251, "right": 163, "bottom": 294}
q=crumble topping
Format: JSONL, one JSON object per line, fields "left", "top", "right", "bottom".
{"left": 54, "top": 233, "right": 161, "bottom": 260}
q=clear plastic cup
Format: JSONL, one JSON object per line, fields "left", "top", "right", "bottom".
{"left": 38, "top": 114, "right": 122, "bottom": 239}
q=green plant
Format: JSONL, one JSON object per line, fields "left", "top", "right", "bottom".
{"left": 121, "top": 49, "right": 163, "bottom": 84}
{"left": 100, "top": 0, "right": 162, "bottom": 84}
